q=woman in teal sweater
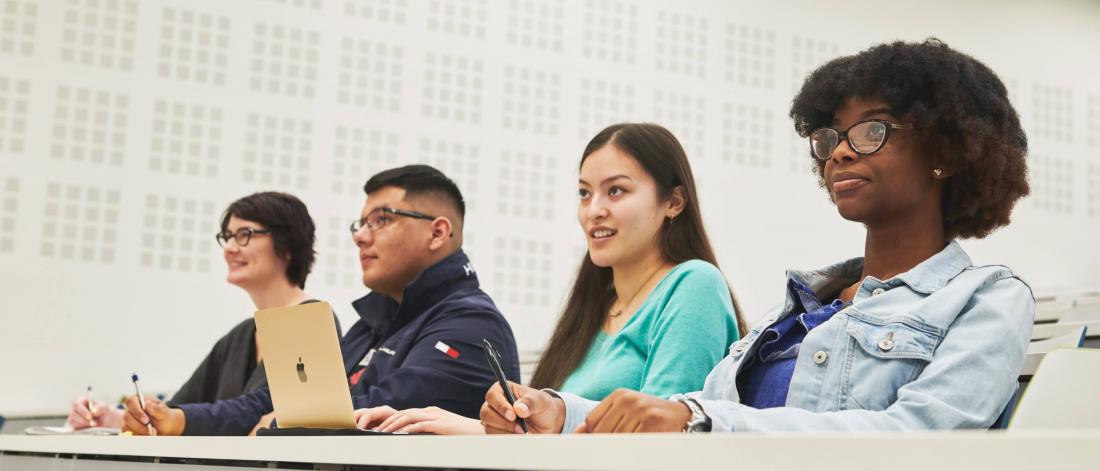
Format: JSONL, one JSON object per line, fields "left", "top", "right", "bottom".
{"left": 354, "top": 123, "right": 744, "bottom": 434}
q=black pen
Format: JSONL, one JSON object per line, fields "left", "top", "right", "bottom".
{"left": 482, "top": 339, "right": 527, "bottom": 433}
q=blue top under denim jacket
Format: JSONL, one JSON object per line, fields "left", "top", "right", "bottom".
{"left": 554, "top": 241, "right": 1036, "bottom": 432}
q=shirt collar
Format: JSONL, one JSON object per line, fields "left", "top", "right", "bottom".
{"left": 350, "top": 249, "right": 479, "bottom": 333}
{"left": 784, "top": 240, "right": 973, "bottom": 307}
{"left": 890, "top": 240, "right": 972, "bottom": 293}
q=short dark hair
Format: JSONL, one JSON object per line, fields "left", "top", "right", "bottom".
{"left": 789, "top": 38, "right": 1029, "bottom": 239}
{"left": 363, "top": 164, "right": 466, "bottom": 220}
{"left": 220, "top": 192, "right": 316, "bottom": 289}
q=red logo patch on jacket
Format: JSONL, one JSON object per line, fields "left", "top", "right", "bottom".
{"left": 434, "top": 341, "right": 459, "bottom": 359}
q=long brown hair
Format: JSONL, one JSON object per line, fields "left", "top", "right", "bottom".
{"left": 528, "top": 123, "right": 746, "bottom": 390}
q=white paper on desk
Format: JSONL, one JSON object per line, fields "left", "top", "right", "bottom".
{"left": 24, "top": 425, "right": 119, "bottom": 435}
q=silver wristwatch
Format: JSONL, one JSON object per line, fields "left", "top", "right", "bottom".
{"left": 679, "top": 398, "right": 712, "bottom": 433}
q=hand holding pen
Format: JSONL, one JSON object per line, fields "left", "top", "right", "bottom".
{"left": 131, "top": 373, "right": 155, "bottom": 435}
{"left": 480, "top": 339, "right": 567, "bottom": 434}
{"left": 120, "top": 374, "right": 186, "bottom": 436}
{"left": 482, "top": 339, "right": 526, "bottom": 433}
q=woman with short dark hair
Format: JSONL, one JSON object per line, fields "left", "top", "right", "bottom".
{"left": 67, "top": 191, "right": 334, "bottom": 432}
{"left": 482, "top": 38, "right": 1035, "bottom": 434}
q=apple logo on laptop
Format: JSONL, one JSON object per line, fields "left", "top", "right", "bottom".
{"left": 296, "top": 356, "right": 308, "bottom": 383}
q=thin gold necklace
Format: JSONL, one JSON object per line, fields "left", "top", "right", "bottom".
{"left": 609, "top": 264, "right": 666, "bottom": 318}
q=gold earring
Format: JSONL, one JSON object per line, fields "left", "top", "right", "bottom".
{"left": 932, "top": 168, "right": 943, "bottom": 177}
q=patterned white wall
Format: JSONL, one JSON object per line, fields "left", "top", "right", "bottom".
{"left": 1, "top": 0, "right": 1098, "bottom": 414}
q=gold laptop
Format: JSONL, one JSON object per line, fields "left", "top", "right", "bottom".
{"left": 254, "top": 302, "right": 356, "bottom": 429}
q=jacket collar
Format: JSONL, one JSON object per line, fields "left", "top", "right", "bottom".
{"left": 785, "top": 240, "right": 973, "bottom": 307}
{"left": 350, "top": 249, "right": 479, "bottom": 334}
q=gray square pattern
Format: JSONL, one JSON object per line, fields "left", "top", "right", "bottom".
{"left": 427, "top": 0, "right": 487, "bottom": 39}
{"left": 1088, "top": 94, "right": 1099, "bottom": 148}
{"left": 250, "top": 23, "right": 320, "bottom": 98}
{"left": 149, "top": 99, "right": 223, "bottom": 178}
{"left": 1090, "top": 164, "right": 1100, "bottom": 219}
{"left": 506, "top": 0, "right": 564, "bottom": 53}
{"left": 0, "top": 0, "right": 36, "bottom": 56}
{"left": 502, "top": 66, "right": 561, "bottom": 135}
{"left": 40, "top": 182, "right": 119, "bottom": 263}
{"left": 344, "top": 0, "right": 408, "bottom": 24}
{"left": 725, "top": 24, "right": 775, "bottom": 89}
{"left": 1031, "top": 84, "right": 1074, "bottom": 143}
{"left": 581, "top": 0, "right": 638, "bottom": 64}
{"left": 492, "top": 237, "right": 554, "bottom": 307}
{"left": 60, "top": 0, "right": 137, "bottom": 70}
{"left": 655, "top": 10, "right": 708, "bottom": 77}
{"left": 418, "top": 137, "right": 480, "bottom": 211}
{"left": 242, "top": 113, "right": 313, "bottom": 190}
{"left": 331, "top": 126, "right": 399, "bottom": 196}
{"left": 790, "top": 35, "right": 838, "bottom": 92}
{"left": 140, "top": 194, "right": 215, "bottom": 273}
{"left": 1031, "top": 154, "right": 1074, "bottom": 214}
{"left": 421, "top": 51, "right": 484, "bottom": 123}
{"left": 0, "top": 177, "right": 16, "bottom": 253}
{"left": 50, "top": 85, "right": 129, "bottom": 166}
{"left": 787, "top": 133, "right": 815, "bottom": 175}
{"left": 157, "top": 7, "right": 231, "bottom": 85}
{"left": 0, "top": 76, "right": 29, "bottom": 156}
{"left": 723, "top": 103, "right": 773, "bottom": 168}
{"left": 496, "top": 151, "right": 556, "bottom": 220}
{"left": 262, "top": 0, "right": 324, "bottom": 9}
{"left": 653, "top": 90, "right": 706, "bottom": 160}
{"left": 322, "top": 215, "right": 361, "bottom": 289}
{"left": 338, "top": 38, "right": 403, "bottom": 111}
{"left": 577, "top": 78, "right": 635, "bottom": 139}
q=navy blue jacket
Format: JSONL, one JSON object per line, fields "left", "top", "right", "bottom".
{"left": 178, "top": 250, "right": 520, "bottom": 435}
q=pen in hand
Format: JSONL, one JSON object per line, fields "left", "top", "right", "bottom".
{"left": 86, "top": 385, "right": 96, "bottom": 427}
{"left": 131, "top": 373, "right": 155, "bottom": 435}
{"left": 482, "top": 339, "right": 528, "bottom": 433}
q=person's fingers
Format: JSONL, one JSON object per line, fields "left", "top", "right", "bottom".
{"left": 121, "top": 409, "right": 150, "bottom": 436}
{"left": 375, "top": 409, "right": 411, "bottom": 431}
{"left": 146, "top": 399, "right": 172, "bottom": 422}
{"left": 122, "top": 395, "right": 150, "bottom": 425}
{"left": 398, "top": 421, "right": 429, "bottom": 434}
{"left": 513, "top": 401, "right": 531, "bottom": 418}
{"left": 480, "top": 402, "right": 516, "bottom": 433}
{"left": 574, "top": 422, "right": 588, "bottom": 433}
{"left": 582, "top": 397, "right": 611, "bottom": 434}
{"left": 72, "top": 397, "right": 93, "bottom": 421}
{"left": 379, "top": 413, "right": 421, "bottom": 433}
{"left": 67, "top": 411, "right": 90, "bottom": 429}
{"left": 591, "top": 409, "right": 626, "bottom": 434}
{"left": 355, "top": 406, "right": 396, "bottom": 429}
{"left": 355, "top": 411, "right": 373, "bottom": 430}
{"left": 483, "top": 384, "right": 516, "bottom": 421}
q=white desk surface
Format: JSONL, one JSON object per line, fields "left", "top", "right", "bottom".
{"left": 3, "top": 431, "right": 1100, "bottom": 471}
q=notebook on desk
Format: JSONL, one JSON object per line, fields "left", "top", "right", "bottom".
{"left": 254, "top": 302, "right": 359, "bottom": 431}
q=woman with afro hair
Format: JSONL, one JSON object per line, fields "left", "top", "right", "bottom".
{"left": 480, "top": 38, "right": 1036, "bottom": 434}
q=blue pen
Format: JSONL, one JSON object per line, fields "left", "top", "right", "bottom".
{"left": 131, "top": 373, "right": 154, "bottom": 434}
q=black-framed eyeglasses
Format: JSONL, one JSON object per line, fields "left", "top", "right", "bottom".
{"left": 215, "top": 227, "right": 272, "bottom": 247}
{"left": 809, "top": 119, "right": 909, "bottom": 161}
{"left": 349, "top": 207, "right": 437, "bottom": 234}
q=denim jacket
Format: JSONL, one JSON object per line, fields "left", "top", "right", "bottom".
{"left": 555, "top": 241, "right": 1035, "bottom": 433}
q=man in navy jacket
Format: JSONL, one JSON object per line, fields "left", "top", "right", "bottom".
{"left": 122, "top": 165, "right": 520, "bottom": 435}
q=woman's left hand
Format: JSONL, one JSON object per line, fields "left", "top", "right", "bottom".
{"left": 576, "top": 389, "right": 691, "bottom": 433}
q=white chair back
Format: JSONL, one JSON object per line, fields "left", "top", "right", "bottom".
{"left": 1021, "top": 326, "right": 1087, "bottom": 377}
{"left": 1009, "top": 348, "right": 1100, "bottom": 430}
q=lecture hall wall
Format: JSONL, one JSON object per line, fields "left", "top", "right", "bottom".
{"left": 1, "top": 0, "right": 1098, "bottom": 413}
